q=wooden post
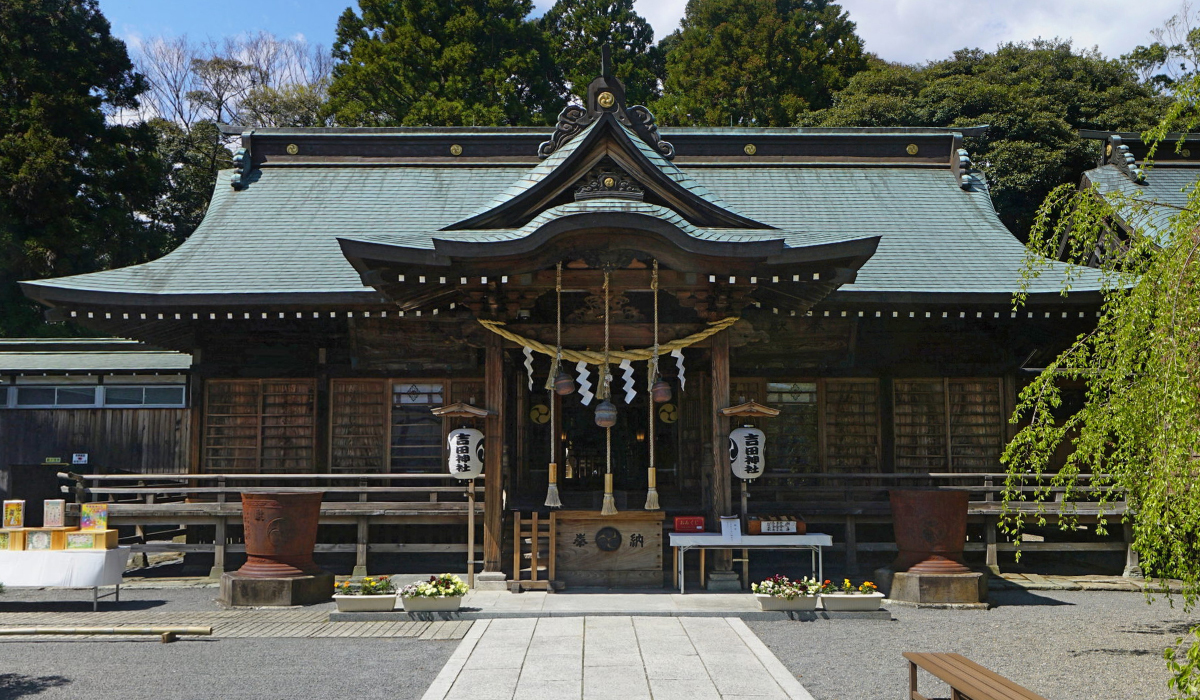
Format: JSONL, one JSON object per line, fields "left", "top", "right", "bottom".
{"left": 467, "top": 479, "right": 476, "bottom": 588}
{"left": 1123, "top": 521, "right": 1143, "bottom": 578}
{"left": 985, "top": 515, "right": 1000, "bottom": 575}
{"left": 483, "top": 333, "right": 504, "bottom": 575}
{"left": 710, "top": 333, "right": 733, "bottom": 574}
{"left": 210, "top": 516, "right": 226, "bottom": 579}
{"left": 984, "top": 476, "right": 1000, "bottom": 574}
{"left": 845, "top": 514, "right": 859, "bottom": 575}
{"left": 354, "top": 517, "right": 369, "bottom": 578}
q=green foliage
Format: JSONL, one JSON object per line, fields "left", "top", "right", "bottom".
{"left": 0, "top": 0, "right": 168, "bottom": 336}
{"left": 540, "top": 0, "right": 662, "bottom": 105}
{"left": 812, "top": 40, "right": 1166, "bottom": 238}
{"left": 1122, "top": 3, "right": 1200, "bottom": 90}
{"left": 242, "top": 83, "right": 334, "bottom": 128}
{"left": 146, "top": 119, "right": 232, "bottom": 242}
{"left": 654, "top": 0, "right": 866, "bottom": 127}
{"left": 327, "top": 0, "right": 560, "bottom": 126}
{"left": 1009, "top": 74, "right": 1200, "bottom": 698}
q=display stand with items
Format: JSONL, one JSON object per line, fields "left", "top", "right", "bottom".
{"left": 0, "top": 501, "right": 126, "bottom": 609}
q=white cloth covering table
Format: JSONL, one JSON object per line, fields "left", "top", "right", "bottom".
{"left": 0, "top": 546, "right": 129, "bottom": 610}
{"left": 669, "top": 533, "right": 832, "bottom": 594}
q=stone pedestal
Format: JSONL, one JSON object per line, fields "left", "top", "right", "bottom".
{"left": 219, "top": 571, "right": 334, "bottom": 607}
{"left": 474, "top": 571, "right": 509, "bottom": 592}
{"left": 876, "top": 567, "right": 987, "bottom": 605}
{"left": 705, "top": 569, "right": 743, "bottom": 592}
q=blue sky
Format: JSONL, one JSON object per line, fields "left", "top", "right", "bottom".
{"left": 99, "top": 0, "right": 1182, "bottom": 65}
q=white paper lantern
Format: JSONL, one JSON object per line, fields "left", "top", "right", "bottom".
{"left": 447, "top": 428, "right": 485, "bottom": 479}
{"left": 729, "top": 426, "right": 765, "bottom": 480}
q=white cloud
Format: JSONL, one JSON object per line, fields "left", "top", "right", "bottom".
{"left": 534, "top": 0, "right": 1183, "bottom": 63}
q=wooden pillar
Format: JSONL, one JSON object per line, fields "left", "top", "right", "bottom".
{"left": 710, "top": 333, "right": 732, "bottom": 572}
{"left": 1122, "top": 521, "right": 1143, "bottom": 578}
{"left": 483, "top": 333, "right": 505, "bottom": 574}
{"left": 844, "top": 515, "right": 859, "bottom": 575}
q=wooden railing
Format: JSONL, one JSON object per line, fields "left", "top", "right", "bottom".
{"left": 742, "top": 472, "right": 1135, "bottom": 576}
{"left": 57, "top": 472, "right": 484, "bottom": 582}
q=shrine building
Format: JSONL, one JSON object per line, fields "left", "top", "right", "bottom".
{"left": 18, "top": 64, "right": 1105, "bottom": 586}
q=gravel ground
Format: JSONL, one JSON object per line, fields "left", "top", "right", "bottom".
{"left": 0, "top": 637, "right": 456, "bottom": 700}
{"left": 749, "top": 588, "right": 1198, "bottom": 700}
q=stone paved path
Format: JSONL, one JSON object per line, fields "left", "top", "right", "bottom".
{"left": 421, "top": 616, "right": 814, "bottom": 700}
{"left": 0, "top": 609, "right": 472, "bottom": 640}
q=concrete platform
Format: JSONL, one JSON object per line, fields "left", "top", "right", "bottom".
{"left": 329, "top": 590, "right": 893, "bottom": 622}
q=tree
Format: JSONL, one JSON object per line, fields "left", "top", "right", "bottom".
{"left": 540, "top": 0, "right": 662, "bottom": 105}
{"left": 1123, "top": 0, "right": 1200, "bottom": 90}
{"left": 811, "top": 41, "right": 1166, "bottom": 238}
{"left": 0, "top": 0, "right": 167, "bottom": 336}
{"left": 327, "top": 0, "right": 560, "bottom": 126}
{"left": 653, "top": 0, "right": 866, "bottom": 127}
{"left": 130, "top": 32, "right": 332, "bottom": 243}
{"left": 145, "top": 119, "right": 232, "bottom": 241}
{"left": 1007, "top": 76, "right": 1200, "bottom": 698}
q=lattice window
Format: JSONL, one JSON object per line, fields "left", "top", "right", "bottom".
{"left": 893, "top": 378, "right": 1003, "bottom": 473}
{"left": 948, "top": 379, "right": 1004, "bottom": 472}
{"left": 824, "top": 379, "right": 880, "bottom": 472}
{"left": 390, "top": 381, "right": 445, "bottom": 473}
{"left": 764, "top": 382, "right": 819, "bottom": 474}
{"left": 202, "top": 379, "right": 316, "bottom": 473}
{"left": 330, "top": 379, "right": 388, "bottom": 473}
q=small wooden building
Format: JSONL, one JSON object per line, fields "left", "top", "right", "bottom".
{"left": 21, "top": 67, "right": 1104, "bottom": 583}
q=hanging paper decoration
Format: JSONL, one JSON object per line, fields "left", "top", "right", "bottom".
{"left": 729, "top": 426, "right": 766, "bottom": 480}
{"left": 671, "top": 348, "right": 686, "bottom": 392}
{"left": 619, "top": 359, "right": 636, "bottom": 404}
{"left": 523, "top": 346, "right": 535, "bottom": 391}
{"left": 447, "top": 428, "right": 485, "bottom": 479}
{"left": 576, "top": 361, "right": 594, "bottom": 405}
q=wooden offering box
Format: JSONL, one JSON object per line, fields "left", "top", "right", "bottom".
{"left": 65, "top": 529, "right": 118, "bottom": 550}
{"left": 24, "top": 527, "right": 78, "bottom": 551}
{"left": 0, "top": 528, "right": 27, "bottom": 551}
{"left": 552, "top": 511, "right": 665, "bottom": 588}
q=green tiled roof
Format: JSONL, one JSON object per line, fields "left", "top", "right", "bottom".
{"left": 0, "top": 339, "right": 191, "bottom": 373}
{"left": 23, "top": 129, "right": 1101, "bottom": 307}
{"left": 1084, "top": 163, "right": 1199, "bottom": 244}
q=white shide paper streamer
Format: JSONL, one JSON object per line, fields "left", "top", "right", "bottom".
{"left": 576, "top": 361, "right": 594, "bottom": 405}
{"left": 523, "top": 346, "right": 534, "bottom": 391}
{"left": 619, "top": 359, "right": 636, "bottom": 404}
{"left": 671, "top": 349, "right": 686, "bottom": 392}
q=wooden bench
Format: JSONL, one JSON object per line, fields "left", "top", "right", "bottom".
{"left": 904, "top": 652, "right": 1048, "bottom": 700}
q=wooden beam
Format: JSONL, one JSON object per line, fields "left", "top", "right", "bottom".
{"left": 710, "top": 332, "right": 732, "bottom": 572}
{"left": 483, "top": 333, "right": 505, "bottom": 573}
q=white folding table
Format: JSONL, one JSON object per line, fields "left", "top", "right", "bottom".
{"left": 0, "top": 546, "right": 129, "bottom": 610}
{"left": 669, "top": 533, "right": 832, "bottom": 594}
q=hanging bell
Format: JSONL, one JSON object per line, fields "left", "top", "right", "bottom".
{"left": 554, "top": 370, "right": 576, "bottom": 395}
{"left": 651, "top": 378, "right": 672, "bottom": 404}
{"left": 595, "top": 399, "right": 618, "bottom": 428}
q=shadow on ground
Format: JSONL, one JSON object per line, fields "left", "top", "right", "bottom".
{"left": 987, "top": 588, "right": 1075, "bottom": 608}
{"left": 0, "top": 673, "right": 71, "bottom": 699}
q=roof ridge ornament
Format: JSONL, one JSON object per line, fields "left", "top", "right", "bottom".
{"left": 575, "top": 162, "right": 644, "bottom": 201}
{"left": 537, "top": 45, "right": 674, "bottom": 161}
{"left": 1106, "top": 135, "right": 1146, "bottom": 183}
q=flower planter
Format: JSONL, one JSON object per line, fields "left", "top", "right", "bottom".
{"left": 333, "top": 594, "right": 397, "bottom": 612}
{"left": 820, "top": 592, "right": 885, "bottom": 612}
{"left": 755, "top": 594, "right": 819, "bottom": 611}
{"left": 401, "top": 595, "right": 463, "bottom": 612}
